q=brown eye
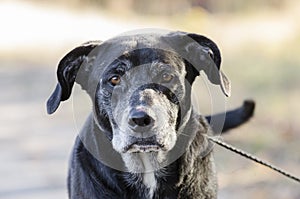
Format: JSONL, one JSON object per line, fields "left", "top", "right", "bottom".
{"left": 110, "top": 75, "right": 121, "bottom": 86}
{"left": 161, "top": 73, "right": 174, "bottom": 83}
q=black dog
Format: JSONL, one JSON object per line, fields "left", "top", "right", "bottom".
{"left": 47, "top": 30, "right": 254, "bottom": 199}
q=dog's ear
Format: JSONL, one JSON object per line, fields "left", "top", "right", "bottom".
{"left": 164, "top": 32, "right": 231, "bottom": 97}
{"left": 186, "top": 33, "right": 230, "bottom": 97}
{"left": 46, "top": 41, "right": 101, "bottom": 114}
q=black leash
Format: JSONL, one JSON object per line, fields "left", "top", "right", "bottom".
{"left": 207, "top": 136, "right": 300, "bottom": 183}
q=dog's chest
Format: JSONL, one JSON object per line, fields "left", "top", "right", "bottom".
{"left": 140, "top": 154, "right": 157, "bottom": 198}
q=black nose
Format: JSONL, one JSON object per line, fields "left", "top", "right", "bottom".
{"left": 128, "top": 110, "right": 154, "bottom": 127}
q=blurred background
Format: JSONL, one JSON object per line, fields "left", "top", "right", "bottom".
{"left": 1, "top": 0, "right": 299, "bottom": 198}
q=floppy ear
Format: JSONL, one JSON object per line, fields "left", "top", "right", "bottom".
{"left": 46, "top": 41, "right": 101, "bottom": 114}
{"left": 186, "top": 33, "right": 231, "bottom": 96}
{"left": 164, "top": 32, "right": 231, "bottom": 97}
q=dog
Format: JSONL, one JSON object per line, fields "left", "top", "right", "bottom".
{"left": 47, "top": 30, "right": 254, "bottom": 199}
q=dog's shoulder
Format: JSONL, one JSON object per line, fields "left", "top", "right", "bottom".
{"left": 69, "top": 136, "right": 127, "bottom": 199}
{"left": 176, "top": 112, "right": 217, "bottom": 198}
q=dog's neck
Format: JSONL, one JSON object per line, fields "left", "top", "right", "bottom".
{"left": 139, "top": 153, "right": 156, "bottom": 198}
{"left": 122, "top": 157, "right": 179, "bottom": 199}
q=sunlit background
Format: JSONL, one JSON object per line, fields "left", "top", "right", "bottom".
{"left": 1, "top": 0, "right": 299, "bottom": 198}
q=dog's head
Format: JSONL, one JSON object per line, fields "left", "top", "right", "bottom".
{"left": 47, "top": 30, "right": 230, "bottom": 172}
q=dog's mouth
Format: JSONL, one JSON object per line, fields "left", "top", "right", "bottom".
{"left": 125, "top": 144, "right": 162, "bottom": 153}
{"left": 123, "top": 137, "right": 165, "bottom": 153}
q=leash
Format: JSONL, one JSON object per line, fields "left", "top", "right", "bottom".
{"left": 207, "top": 136, "right": 300, "bottom": 183}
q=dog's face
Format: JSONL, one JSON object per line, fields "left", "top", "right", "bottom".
{"left": 46, "top": 30, "right": 231, "bottom": 172}
{"left": 97, "top": 48, "right": 186, "bottom": 153}
{"left": 93, "top": 48, "right": 192, "bottom": 172}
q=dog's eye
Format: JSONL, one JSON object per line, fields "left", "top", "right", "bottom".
{"left": 109, "top": 75, "right": 121, "bottom": 86}
{"left": 161, "top": 73, "right": 174, "bottom": 83}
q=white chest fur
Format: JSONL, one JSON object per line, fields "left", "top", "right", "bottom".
{"left": 139, "top": 154, "right": 157, "bottom": 199}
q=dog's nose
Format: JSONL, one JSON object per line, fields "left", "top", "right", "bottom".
{"left": 128, "top": 110, "right": 154, "bottom": 128}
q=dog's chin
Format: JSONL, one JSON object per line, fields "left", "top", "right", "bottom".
{"left": 112, "top": 127, "right": 177, "bottom": 152}
{"left": 123, "top": 137, "right": 168, "bottom": 153}
{"left": 120, "top": 151, "right": 168, "bottom": 173}
{"left": 111, "top": 128, "right": 178, "bottom": 172}
{"left": 121, "top": 139, "right": 177, "bottom": 173}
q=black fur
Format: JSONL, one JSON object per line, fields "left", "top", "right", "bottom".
{"left": 68, "top": 137, "right": 180, "bottom": 199}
